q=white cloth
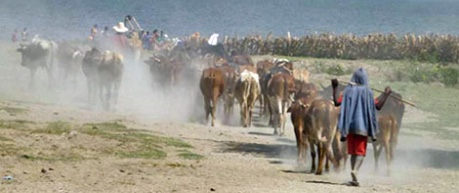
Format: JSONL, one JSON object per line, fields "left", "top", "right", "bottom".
{"left": 207, "top": 33, "right": 219, "bottom": 46}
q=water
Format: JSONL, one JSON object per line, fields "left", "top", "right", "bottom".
{"left": 1, "top": 0, "right": 459, "bottom": 41}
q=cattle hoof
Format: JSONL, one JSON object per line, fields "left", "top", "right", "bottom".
{"left": 315, "top": 171, "right": 323, "bottom": 175}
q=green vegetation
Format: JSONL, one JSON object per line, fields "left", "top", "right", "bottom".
{"left": 0, "top": 120, "right": 34, "bottom": 130}
{"left": 0, "top": 106, "right": 28, "bottom": 115}
{"left": 31, "top": 121, "right": 72, "bottom": 135}
{"left": 0, "top": 119, "right": 201, "bottom": 162}
{"left": 20, "top": 152, "right": 83, "bottom": 162}
{"left": 178, "top": 151, "right": 205, "bottom": 160}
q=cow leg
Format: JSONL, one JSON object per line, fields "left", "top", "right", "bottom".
{"left": 325, "top": 143, "right": 336, "bottom": 173}
{"left": 267, "top": 95, "right": 273, "bottom": 126}
{"left": 310, "top": 142, "right": 316, "bottom": 173}
{"left": 373, "top": 143, "right": 380, "bottom": 173}
{"left": 325, "top": 157, "right": 330, "bottom": 173}
{"left": 211, "top": 95, "right": 218, "bottom": 127}
{"left": 384, "top": 142, "right": 391, "bottom": 176}
{"left": 248, "top": 102, "right": 254, "bottom": 128}
{"left": 315, "top": 142, "right": 325, "bottom": 175}
{"left": 294, "top": 124, "right": 305, "bottom": 168}
{"left": 203, "top": 97, "right": 211, "bottom": 125}
{"left": 258, "top": 94, "right": 263, "bottom": 116}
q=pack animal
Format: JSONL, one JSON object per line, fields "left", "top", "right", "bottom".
{"left": 199, "top": 67, "right": 225, "bottom": 126}
{"left": 16, "top": 36, "right": 57, "bottom": 88}
{"left": 234, "top": 70, "right": 261, "bottom": 127}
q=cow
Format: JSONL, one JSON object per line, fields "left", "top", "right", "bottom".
{"left": 56, "top": 41, "right": 84, "bottom": 89}
{"left": 234, "top": 70, "right": 261, "bottom": 127}
{"left": 16, "top": 36, "right": 56, "bottom": 88}
{"left": 82, "top": 48, "right": 101, "bottom": 105}
{"left": 82, "top": 48, "right": 124, "bottom": 110}
{"left": 260, "top": 58, "right": 294, "bottom": 125}
{"left": 98, "top": 51, "right": 124, "bottom": 111}
{"left": 217, "top": 65, "right": 238, "bottom": 121}
{"left": 293, "top": 68, "right": 310, "bottom": 84}
{"left": 266, "top": 73, "right": 296, "bottom": 135}
{"left": 287, "top": 95, "right": 317, "bottom": 168}
{"left": 256, "top": 59, "right": 274, "bottom": 117}
{"left": 295, "top": 82, "right": 318, "bottom": 100}
{"left": 230, "top": 51, "right": 254, "bottom": 66}
{"left": 199, "top": 67, "right": 225, "bottom": 127}
{"left": 144, "top": 53, "right": 185, "bottom": 88}
{"left": 302, "top": 99, "right": 340, "bottom": 175}
{"left": 373, "top": 114, "right": 398, "bottom": 176}
{"left": 372, "top": 91, "right": 405, "bottom": 175}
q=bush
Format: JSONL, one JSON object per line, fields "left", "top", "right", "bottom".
{"left": 438, "top": 67, "right": 458, "bottom": 86}
{"left": 408, "top": 64, "right": 458, "bottom": 86}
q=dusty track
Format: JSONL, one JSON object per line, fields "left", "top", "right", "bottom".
{"left": 0, "top": 44, "right": 458, "bottom": 193}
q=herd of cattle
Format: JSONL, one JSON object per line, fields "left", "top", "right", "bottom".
{"left": 15, "top": 35, "right": 406, "bottom": 175}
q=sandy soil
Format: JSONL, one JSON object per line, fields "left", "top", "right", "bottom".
{"left": 0, "top": 43, "right": 458, "bottom": 193}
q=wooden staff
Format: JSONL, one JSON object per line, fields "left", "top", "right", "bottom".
{"left": 339, "top": 80, "right": 417, "bottom": 107}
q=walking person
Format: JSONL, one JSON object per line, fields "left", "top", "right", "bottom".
{"left": 331, "top": 67, "right": 392, "bottom": 186}
{"left": 90, "top": 24, "right": 98, "bottom": 41}
{"left": 112, "top": 22, "right": 129, "bottom": 54}
{"left": 21, "top": 27, "right": 28, "bottom": 42}
{"left": 12, "top": 29, "right": 18, "bottom": 42}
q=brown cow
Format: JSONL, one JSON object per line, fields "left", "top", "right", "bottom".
{"left": 83, "top": 48, "right": 124, "bottom": 110}
{"left": 373, "top": 114, "right": 398, "bottom": 175}
{"left": 267, "top": 73, "right": 296, "bottom": 135}
{"left": 199, "top": 67, "right": 225, "bottom": 127}
{"left": 293, "top": 68, "right": 310, "bottom": 84}
{"left": 261, "top": 58, "right": 294, "bottom": 125}
{"left": 256, "top": 59, "right": 274, "bottom": 116}
{"left": 372, "top": 91, "right": 405, "bottom": 175}
{"left": 287, "top": 95, "right": 316, "bottom": 168}
{"left": 234, "top": 70, "right": 261, "bottom": 127}
{"left": 295, "top": 82, "right": 318, "bottom": 100}
{"left": 97, "top": 51, "right": 124, "bottom": 111}
{"left": 144, "top": 53, "right": 185, "bottom": 87}
{"left": 217, "top": 65, "right": 238, "bottom": 121}
{"left": 303, "top": 99, "right": 340, "bottom": 175}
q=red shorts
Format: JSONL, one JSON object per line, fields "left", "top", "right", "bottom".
{"left": 347, "top": 134, "right": 368, "bottom": 156}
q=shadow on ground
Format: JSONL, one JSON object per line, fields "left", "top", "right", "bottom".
{"left": 218, "top": 141, "right": 296, "bottom": 159}
{"left": 218, "top": 140, "right": 459, "bottom": 170}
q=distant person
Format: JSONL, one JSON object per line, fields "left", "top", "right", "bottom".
{"left": 21, "top": 27, "right": 28, "bottom": 42}
{"left": 203, "top": 33, "right": 230, "bottom": 60}
{"left": 150, "top": 29, "right": 160, "bottom": 51}
{"left": 331, "top": 68, "right": 392, "bottom": 187}
{"left": 101, "top": 26, "right": 109, "bottom": 37}
{"left": 12, "top": 29, "right": 18, "bottom": 42}
{"left": 112, "top": 22, "right": 129, "bottom": 53}
{"left": 142, "top": 31, "right": 151, "bottom": 50}
{"left": 90, "top": 24, "right": 98, "bottom": 41}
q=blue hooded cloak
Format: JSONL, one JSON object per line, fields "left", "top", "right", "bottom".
{"left": 338, "top": 68, "right": 378, "bottom": 139}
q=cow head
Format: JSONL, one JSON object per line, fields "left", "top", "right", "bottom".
{"left": 83, "top": 47, "right": 102, "bottom": 65}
